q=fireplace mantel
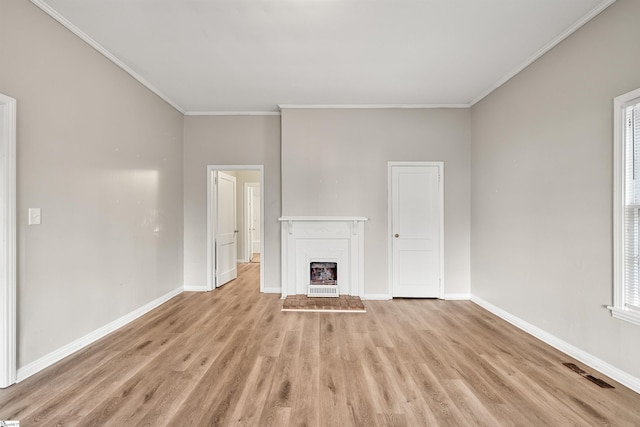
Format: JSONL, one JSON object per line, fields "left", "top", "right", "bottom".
{"left": 279, "top": 216, "right": 368, "bottom": 222}
{"left": 279, "top": 216, "right": 368, "bottom": 298}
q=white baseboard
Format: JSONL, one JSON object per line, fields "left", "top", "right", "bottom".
{"left": 17, "top": 286, "right": 183, "bottom": 383}
{"left": 363, "top": 294, "right": 392, "bottom": 300}
{"left": 444, "top": 293, "right": 471, "bottom": 300}
{"left": 184, "top": 284, "right": 207, "bottom": 292}
{"left": 262, "top": 287, "right": 281, "bottom": 294}
{"left": 471, "top": 295, "right": 640, "bottom": 394}
{"left": 363, "top": 294, "right": 468, "bottom": 301}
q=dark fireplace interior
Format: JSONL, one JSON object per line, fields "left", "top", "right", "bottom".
{"left": 310, "top": 262, "right": 337, "bottom": 285}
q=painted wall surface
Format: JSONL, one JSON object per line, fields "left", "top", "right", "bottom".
{"left": 183, "top": 116, "right": 281, "bottom": 291}
{"left": 0, "top": 0, "right": 184, "bottom": 367}
{"left": 281, "top": 108, "right": 471, "bottom": 297}
{"left": 471, "top": 0, "right": 640, "bottom": 379}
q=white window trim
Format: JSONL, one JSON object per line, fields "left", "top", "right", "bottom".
{"left": 610, "top": 87, "right": 640, "bottom": 327}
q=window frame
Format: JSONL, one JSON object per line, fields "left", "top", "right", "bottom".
{"left": 611, "top": 87, "right": 640, "bottom": 327}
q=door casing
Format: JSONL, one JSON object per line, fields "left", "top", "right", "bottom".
{"left": 387, "top": 161, "right": 444, "bottom": 298}
{"left": 207, "top": 165, "right": 265, "bottom": 292}
{"left": 244, "top": 182, "right": 260, "bottom": 262}
{"left": 0, "top": 93, "right": 16, "bottom": 388}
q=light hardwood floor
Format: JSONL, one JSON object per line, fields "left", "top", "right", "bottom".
{"left": 2, "top": 262, "right": 640, "bottom": 426}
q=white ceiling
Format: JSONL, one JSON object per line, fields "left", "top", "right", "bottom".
{"left": 33, "top": 0, "right": 614, "bottom": 114}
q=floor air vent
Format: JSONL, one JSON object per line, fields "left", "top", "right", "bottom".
{"left": 563, "top": 363, "right": 614, "bottom": 389}
{"left": 308, "top": 284, "right": 339, "bottom": 297}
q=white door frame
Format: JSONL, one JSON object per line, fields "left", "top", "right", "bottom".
{"left": 244, "top": 182, "right": 260, "bottom": 262}
{"left": 207, "top": 165, "right": 264, "bottom": 292}
{"left": 387, "top": 161, "right": 444, "bottom": 299}
{"left": 0, "top": 93, "right": 17, "bottom": 388}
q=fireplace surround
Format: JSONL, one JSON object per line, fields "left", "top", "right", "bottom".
{"left": 279, "top": 216, "right": 368, "bottom": 298}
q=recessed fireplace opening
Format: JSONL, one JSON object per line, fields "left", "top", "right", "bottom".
{"left": 310, "top": 262, "right": 337, "bottom": 285}
{"left": 309, "top": 261, "right": 339, "bottom": 297}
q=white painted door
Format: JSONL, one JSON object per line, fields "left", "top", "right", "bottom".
{"left": 247, "top": 186, "right": 255, "bottom": 262}
{"left": 216, "top": 171, "right": 237, "bottom": 287}
{"left": 391, "top": 164, "right": 442, "bottom": 298}
{"left": 251, "top": 186, "right": 261, "bottom": 254}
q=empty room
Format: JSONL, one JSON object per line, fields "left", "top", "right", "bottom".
{"left": 1, "top": 0, "right": 640, "bottom": 425}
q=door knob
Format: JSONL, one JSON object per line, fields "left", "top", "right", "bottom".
{"left": 394, "top": 234, "right": 399, "bottom": 238}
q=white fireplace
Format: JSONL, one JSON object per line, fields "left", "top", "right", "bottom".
{"left": 279, "top": 216, "right": 368, "bottom": 298}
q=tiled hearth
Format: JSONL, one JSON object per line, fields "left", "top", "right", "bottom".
{"left": 282, "top": 294, "right": 366, "bottom": 312}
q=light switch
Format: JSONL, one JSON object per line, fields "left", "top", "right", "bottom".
{"left": 28, "top": 208, "right": 41, "bottom": 225}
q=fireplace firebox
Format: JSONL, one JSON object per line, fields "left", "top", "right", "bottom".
{"left": 308, "top": 261, "right": 339, "bottom": 297}
{"left": 310, "top": 262, "right": 337, "bottom": 285}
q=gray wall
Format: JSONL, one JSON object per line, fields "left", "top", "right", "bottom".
{"left": 281, "top": 108, "right": 471, "bottom": 297}
{"left": 0, "top": 0, "right": 184, "bottom": 367}
{"left": 471, "top": 0, "right": 640, "bottom": 379}
{"left": 183, "top": 116, "right": 281, "bottom": 291}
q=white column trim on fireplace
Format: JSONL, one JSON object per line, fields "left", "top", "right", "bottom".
{"left": 279, "top": 216, "right": 368, "bottom": 299}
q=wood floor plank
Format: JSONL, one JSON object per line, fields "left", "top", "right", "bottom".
{"left": 289, "top": 313, "right": 320, "bottom": 426}
{"left": 257, "top": 329, "right": 302, "bottom": 425}
{"left": 318, "top": 354, "right": 351, "bottom": 426}
{"left": 166, "top": 327, "right": 253, "bottom": 426}
{"left": 229, "top": 355, "right": 277, "bottom": 425}
{"left": 2, "top": 262, "right": 640, "bottom": 426}
{"left": 404, "top": 362, "right": 470, "bottom": 426}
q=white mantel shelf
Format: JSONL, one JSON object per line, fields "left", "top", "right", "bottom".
{"left": 279, "top": 217, "right": 368, "bottom": 236}
{"left": 279, "top": 216, "right": 368, "bottom": 222}
{"left": 280, "top": 216, "right": 367, "bottom": 298}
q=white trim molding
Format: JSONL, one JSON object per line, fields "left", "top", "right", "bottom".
{"left": 472, "top": 295, "right": 640, "bottom": 395}
{"left": 183, "top": 285, "right": 207, "bottom": 292}
{"left": 17, "top": 287, "right": 183, "bottom": 383}
{"left": 30, "top": 0, "right": 184, "bottom": 114}
{"left": 185, "top": 111, "right": 281, "bottom": 116}
{"left": 444, "top": 293, "right": 471, "bottom": 300}
{"left": 279, "top": 104, "right": 470, "bottom": 110}
{"left": 608, "top": 306, "right": 640, "bottom": 327}
{"left": 611, "top": 86, "right": 640, "bottom": 327}
{"left": 470, "top": 0, "right": 617, "bottom": 105}
{"left": 362, "top": 294, "right": 392, "bottom": 301}
{"left": 0, "top": 93, "right": 17, "bottom": 388}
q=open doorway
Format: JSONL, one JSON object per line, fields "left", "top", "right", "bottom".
{"left": 206, "top": 165, "right": 264, "bottom": 293}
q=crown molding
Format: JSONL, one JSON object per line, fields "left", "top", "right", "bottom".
{"left": 184, "top": 111, "right": 281, "bottom": 116}
{"left": 470, "top": 0, "right": 617, "bottom": 106}
{"left": 278, "top": 104, "right": 470, "bottom": 110}
{"left": 30, "top": 0, "right": 185, "bottom": 114}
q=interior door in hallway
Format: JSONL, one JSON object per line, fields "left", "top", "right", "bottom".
{"left": 215, "top": 171, "right": 237, "bottom": 287}
{"left": 390, "top": 163, "right": 443, "bottom": 298}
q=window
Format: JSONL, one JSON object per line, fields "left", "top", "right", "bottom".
{"left": 612, "top": 88, "right": 640, "bottom": 326}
